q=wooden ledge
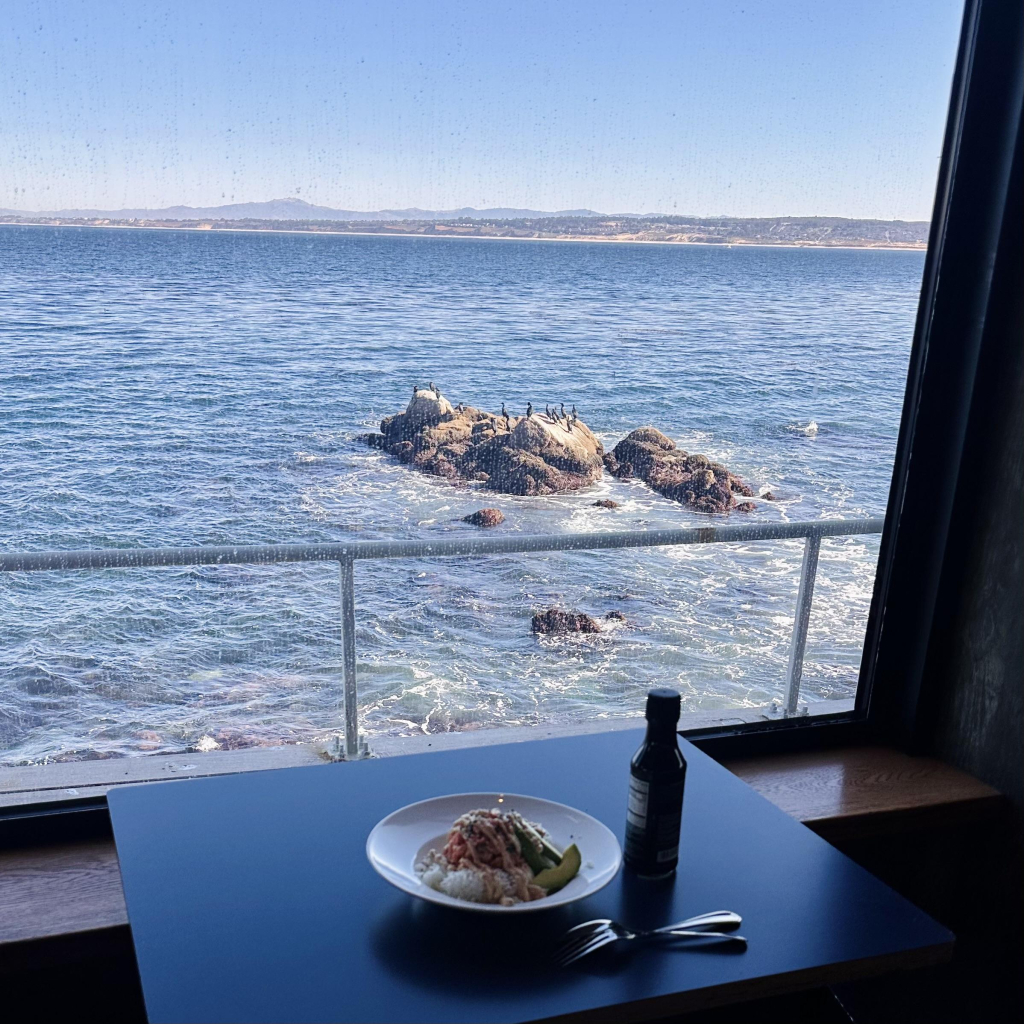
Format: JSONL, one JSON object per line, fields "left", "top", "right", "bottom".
{"left": 0, "top": 838, "right": 127, "bottom": 965}
{"left": 0, "top": 744, "right": 1003, "bottom": 961}
{"left": 721, "top": 746, "right": 1003, "bottom": 843}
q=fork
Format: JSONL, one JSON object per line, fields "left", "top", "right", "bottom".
{"left": 556, "top": 911, "right": 746, "bottom": 966}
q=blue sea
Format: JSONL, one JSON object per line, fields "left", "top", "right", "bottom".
{"left": 0, "top": 225, "right": 924, "bottom": 763}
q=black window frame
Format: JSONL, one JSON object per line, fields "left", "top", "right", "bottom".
{"left": 1, "top": 0, "right": 1021, "bottom": 828}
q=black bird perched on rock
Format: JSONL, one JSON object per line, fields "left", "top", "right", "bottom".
{"left": 560, "top": 403, "right": 566, "bottom": 420}
{"left": 571, "top": 404, "right": 577, "bottom": 418}
{"left": 430, "top": 381, "right": 439, "bottom": 396}
{"left": 526, "top": 402, "right": 533, "bottom": 419}
{"left": 545, "top": 404, "right": 552, "bottom": 419}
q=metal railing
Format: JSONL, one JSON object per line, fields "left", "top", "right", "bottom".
{"left": 0, "top": 517, "right": 884, "bottom": 758}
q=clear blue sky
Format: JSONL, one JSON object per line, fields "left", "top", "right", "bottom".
{"left": 1, "top": 0, "right": 964, "bottom": 219}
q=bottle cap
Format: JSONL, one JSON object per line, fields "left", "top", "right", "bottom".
{"left": 645, "top": 688, "right": 681, "bottom": 723}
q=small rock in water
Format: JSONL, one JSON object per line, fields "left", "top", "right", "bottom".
{"left": 604, "top": 610, "right": 627, "bottom": 622}
{"left": 137, "top": 729, "right": 163, "bottom": 751}
{"left": 463, "top": 508, "right": 505, "bottom": 527}
{"left": 592, "top": 499, "right": 620, "bottom": 508}
{"left": 531, "top": 608, "right": 602, "bottom": 635}
{"left": 207, "top": 727, "right": 289, "bottom": 750}
{"left": 763, "top": 491, "right": 777, "bottom": 501}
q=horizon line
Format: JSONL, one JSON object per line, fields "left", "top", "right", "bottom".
{"left": 0, "top": 197, "right": 931, "bottom": 224}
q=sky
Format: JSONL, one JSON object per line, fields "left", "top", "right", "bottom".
{"left": 0, "top": 0, "right": 965, "bottom": 219}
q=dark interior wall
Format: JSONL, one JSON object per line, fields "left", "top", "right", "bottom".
{"left": 928, "top": 338, "right": 1022, "bottom": 810}
{"left": 889, "top": 118, "right": 1024, "bottom": 1023}
{"left": 921, "top": 119, "right": 1023, "bottom": 815}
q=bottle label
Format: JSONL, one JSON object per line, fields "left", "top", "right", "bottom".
{"left": 624, "top": 775, "right": 685, "bottom": 868}
{"left": 626, "top": 777, "right": 650, "bottom": 827}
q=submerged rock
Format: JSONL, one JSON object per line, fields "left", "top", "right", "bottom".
{"left": 592, "top": 499, "right": 620, "bottom": 508}
{"left": 604, "top": 610, "right": 627, "bottom": 622}
{"left": 531, "top": 608, "right": 602, "bottom": 634}
{"left": 365, "top": 391, "right": 604, "bottom": 495}
{"left": 604, "top": 427, "right": 754, "bottom": 514}
{"left": 195, "top": 727, "right": 291, "bottom": 751}
{"left": 463, "top": 508, "right": 505, "bottom": 527}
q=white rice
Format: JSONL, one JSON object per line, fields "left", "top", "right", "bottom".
{"left": 417, "top": 858, "right": 516, "bottom": 904}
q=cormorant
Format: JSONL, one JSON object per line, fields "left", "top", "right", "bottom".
{"left": 501, "top": 402, "right": 507, "bottom": 417}
{"left": 545, "top": 404, "right": 552, "bottom": 419}
{"left": 526, "top": 402, "right": 533, "bottom": 419}
{"left": 560, "top": 403, "right": 566, "bottom": 420}
{"left": 430, "top": 381, "right": 440, "bottom": 396}
{"left": 571, "top": 404, "right": 577, "bottom": 418}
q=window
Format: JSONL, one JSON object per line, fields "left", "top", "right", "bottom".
{"left": 0, "top": 1, "right": 975, "bottom": 792}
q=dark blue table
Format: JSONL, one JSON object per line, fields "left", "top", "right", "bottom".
{"left": 108, "top": 730, "right": 952, "bottom": 1023}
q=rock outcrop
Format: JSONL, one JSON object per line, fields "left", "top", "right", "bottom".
{"left": 604, "top": 427, "right": 755, "bottom": 514}
{"left": 531, "top": 609, "right": 602, "bottom": 634}
{"left": 365, "top": 390, "right": 604, "bottom": 495}
{"left": 365, "top": 393, "right": 758, "bottom": 511}
{"left": 463, "top": 508, "right": 505, "bottom": 527}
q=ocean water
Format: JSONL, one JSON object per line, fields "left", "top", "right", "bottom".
{"left": 0, "top": 226, "right": 924, "bottom": 763}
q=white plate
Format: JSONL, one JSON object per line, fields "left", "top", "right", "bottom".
{"left": 366, "top": 792, "right": 622, "bottom": 913}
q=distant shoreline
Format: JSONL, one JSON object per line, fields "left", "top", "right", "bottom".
{"left": 0, "top": 218, "right": 927, "bottom": 252}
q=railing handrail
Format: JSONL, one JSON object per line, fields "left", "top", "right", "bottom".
{"left": 0, "top": 517, "right": 884, "bottom": 572}
{"left": 0, "top": 516, "right": 885, "bottom": 759}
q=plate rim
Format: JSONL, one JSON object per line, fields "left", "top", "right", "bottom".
{"left": 365, "top": 791, "right": 622, "bottom": 914}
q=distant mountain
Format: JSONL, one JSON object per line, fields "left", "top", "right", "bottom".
{"left": 377, "top": 206, "right": 601, "bottom": 220}
{"left": 1, "top": 204, "right": 930, "bottom": 249}
{"left": 9, "top": 198, "right": 602, "bottom": 222}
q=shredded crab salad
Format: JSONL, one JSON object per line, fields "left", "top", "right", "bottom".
{"left": 416, "top": 807, "right": 582, "bottom": 906}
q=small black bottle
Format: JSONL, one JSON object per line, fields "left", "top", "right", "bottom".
{"left": 624, "top": 688, "right": 687, "bottom": 878}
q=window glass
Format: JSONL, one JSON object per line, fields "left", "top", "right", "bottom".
{"left": 0, "top": 1, "right": 964, "bottom": 767}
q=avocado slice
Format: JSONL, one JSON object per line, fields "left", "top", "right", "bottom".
{"left": 514, "top": 827, "right": 548, "bottom": 874}
{"left": 517, "top": 822, "right": 563, "bottom": 866}
{"left": 538, "top": 835, "right": 564, "bottom": 866}
{"left": 533, "top": 843, "right": 582, "bottom": 893}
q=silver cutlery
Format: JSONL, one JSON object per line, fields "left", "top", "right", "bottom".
{"left": 556, "top": 911, "right": 746, "bottom": 966}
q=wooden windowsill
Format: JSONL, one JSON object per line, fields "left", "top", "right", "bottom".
{"left": 721, "top": 746, "right": 1003, "bottom": 843}
{"left": 0, "top": 741, "right": 1002, "bottom": 965}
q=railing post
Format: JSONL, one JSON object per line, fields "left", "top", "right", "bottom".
{"left": 337, "top": 555, "right": 366, "bottom": 759}
{"left": 783, "top": 533, "right": 821, "bottom": 717}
